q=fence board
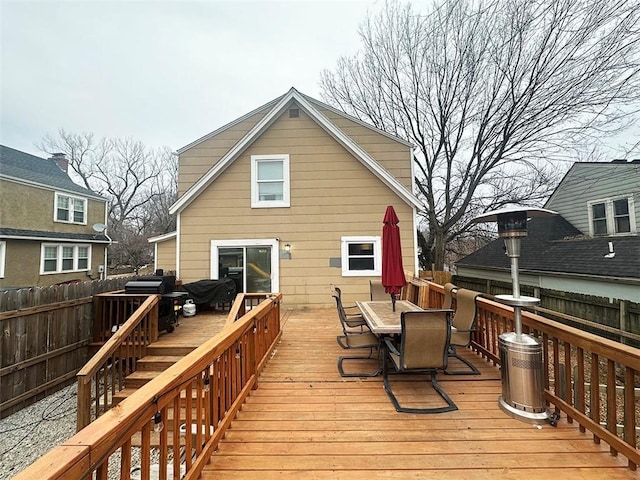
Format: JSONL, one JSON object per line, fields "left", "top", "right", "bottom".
{"left": 455, "top": 275, "right": 640, "bottom": 348}
{"left": 0, "top": 277, "right": 131, "bottom": 418}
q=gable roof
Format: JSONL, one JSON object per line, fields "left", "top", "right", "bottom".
{"left": 544, "top": 160, "right": 640, "bottom": 208}
{"left": 0, "top": 145, "right": 104, "bottom": 200}
{"left": 456, "top": 216, "right": 640, "bottom": 280}
{"left": 170, "top": 88, "right": 423, "bottom": 215}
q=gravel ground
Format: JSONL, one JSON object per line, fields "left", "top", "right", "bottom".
{"left": 0, "top": 383, "right": 78, "bottom": 479}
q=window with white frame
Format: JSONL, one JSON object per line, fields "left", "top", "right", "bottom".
{"left": 341, "top": 236, "right": 381, "bottom": 276}
{"left": 251, "top": 154, "right": 290, "bottom": 208}
{"left": 588, "top": 196, "right": 636, "bottom": 236}
{"left": 0, "top": 241, "right": 5, "bottom": 278}
{"left": 55, "top": 193, "right": 87, "bottom": 224}
{"left": 41, "top": 244, "right": 91, "bottom": 274}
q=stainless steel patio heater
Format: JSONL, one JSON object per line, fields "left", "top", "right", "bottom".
{"left": 473, "top": 207, "right": 559, "bottom": 426}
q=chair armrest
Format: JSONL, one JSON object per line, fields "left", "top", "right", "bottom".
{"left": 343, "top": 304, "right": 362, "bottom": 317}
{"left": 424, "top": 308, "right": 454, "bottom": 314}
{"left": 384, "top": 337, "right": 400, "bottom": 356}
{"left": 452, "top": 327, "right": 476, "bottom": 333}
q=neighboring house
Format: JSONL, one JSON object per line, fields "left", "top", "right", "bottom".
{"left": 456, "top": 160, "right": 640, "bottom": 302}
{"left": 151, "top": 88, "right": 423, "bottom": 306}
{"left": 0, "top": 145, "right": 110, "bottom": 288}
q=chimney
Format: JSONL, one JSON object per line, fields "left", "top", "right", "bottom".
{"left": 50, "top": 153, "right": 68, "bottom": 173}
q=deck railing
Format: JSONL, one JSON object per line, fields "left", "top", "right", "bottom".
{"left": 16, "top": 293, "right": 282, "bottom": 480}
{"left": 407, "top": 277, "right": 640, "bottom": 470}
{"left": 77, "top": 294, "right": 160, "bottom": 430}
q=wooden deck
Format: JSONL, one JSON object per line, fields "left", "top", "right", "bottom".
{"left": 201, "top": 307, "right": 637, "bottom": 479}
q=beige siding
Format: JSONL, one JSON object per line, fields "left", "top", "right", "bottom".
{"left": 155, "top": 238, "right": 176, "bottom": 273}
{"left": 179, "top": 109, "right": 415, "bottom": 306}
{"left": 0, "top": 179, "right": 106, "bottom": 233}
{"left": 315, "top": 105, "right": 414, "bottom": 190}
{"left": 178, "top": 110, "right": 270, "bottom": 195}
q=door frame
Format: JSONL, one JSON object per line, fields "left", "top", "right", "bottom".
{"left": 210, "top": 238, "right": 279, "bottom": 293}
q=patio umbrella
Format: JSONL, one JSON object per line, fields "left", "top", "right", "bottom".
{"left": 382, "top": 205, "right": 406, "bottom": 311}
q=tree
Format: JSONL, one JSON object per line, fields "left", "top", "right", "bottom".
{"left": 39, "top": 130, "right": 177, "bottom": 272}
{"left": 321, "top": 0, "right": 640, "bottom": 269}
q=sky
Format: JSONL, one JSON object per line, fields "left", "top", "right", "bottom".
{"left": 1, "top": 0, "right": 383, "bottom": 157}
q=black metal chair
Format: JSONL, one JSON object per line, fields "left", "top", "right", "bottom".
{"left": 382, "top": 311, "right": 457, "bottom": 413}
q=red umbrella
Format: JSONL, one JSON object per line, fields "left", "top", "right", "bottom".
{"left": 382, "top": 205, "right": 406, "bottom": 311}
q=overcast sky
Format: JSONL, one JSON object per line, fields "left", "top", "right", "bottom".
{"left": 1, "top": 0, "right": 383, "bottom": 157}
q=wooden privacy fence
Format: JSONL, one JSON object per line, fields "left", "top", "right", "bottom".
{"left": 0, "top": 277, "right": 132, "bottom": 418}
{"left": 455, "top": 275, "right": 640, "bottom": 346}
{"left": 15, "top": 292, "right": 282, "bottom": 480}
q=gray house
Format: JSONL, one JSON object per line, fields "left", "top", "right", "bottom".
{"left": 456, "top": 160, "right": 640, "bottom": 302}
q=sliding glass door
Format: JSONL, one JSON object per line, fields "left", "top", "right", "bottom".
{"left": 211, "top": 239, "right": 278, "bottom": 293}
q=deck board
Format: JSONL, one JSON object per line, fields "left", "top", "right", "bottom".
{"left": 201, "top": 307, "right": 636, "bottom": 479}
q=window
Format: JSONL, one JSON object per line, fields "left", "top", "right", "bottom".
{"left": 588, "top": 196, "right": 636, "bottom": 236}
{"left": 40, "top": 244, "right": 91, "bottom": 274}
{"left": 0, "top": 241, "right": 5, "bottom": 278}
{"left": 251, "top": 154, "right": 290, "bottom": 208}
{"left": 55, "top": 193, "right": 87, "bottom": 224}
{"left": 341, "top": 236, "right": 381, "bottom": 276}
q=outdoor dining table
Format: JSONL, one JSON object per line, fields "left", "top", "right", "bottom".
{"left": 356, "top": 300, "right": 424, "bottom": 336}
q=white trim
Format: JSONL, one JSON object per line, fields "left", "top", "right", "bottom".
{"left": 340, "top": 236, "right": 382, "bottom": 277}
{"left": 40, "top": 243, "right": 92, "bottom": 275}
{"left": 0, "top": 233, "right": 110, "bottom": 244}
{"left": 54, "top": 192, "right": 88, "bottom": 225}
{"left": 587, "top": 195, "right": 636, "bottom": 236}
{"left": 0, "top": 241, "right": 5, "bottom": 278}
{"left": 302, "top": 94, "right": 414, "bottom": 148}
{"left": 175, "top": 214, "right": 181, "bottom": 279}
{"left": 170, "top": 88, "right": 423, "bottom": 215}
{"left": 210, "top": 238, "right": 279, "bottom": 292}
{"left": 250, "top": 154, "right": 290, "bottom": 208}
{"left": 412, "top": 206, "right": 419, "bottom": 276}
{"left": 176, "top": 95, "right": 284, "bottom": 154}
{"left": 148, "top": 231, "right": 177, "bottom": 243}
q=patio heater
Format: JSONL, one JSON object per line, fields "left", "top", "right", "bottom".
{"left": 473, "top": 207, "right": 559, "bottom": 426}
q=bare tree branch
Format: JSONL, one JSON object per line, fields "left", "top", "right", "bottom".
{"left": 321, "top": 0, "right": 640, "bottom": 268}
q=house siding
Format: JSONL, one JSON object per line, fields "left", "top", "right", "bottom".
{"left": 545, "top": 163, "right": 640, "bottom": 234}
{"left": 178, "top": 109, "right": 415, "bottom": 306}
{"left": 0, "top": 239, "right": 105, "bottom": 288}
{"left": 177, "top": 109, "right": 270, "bottom": 196}
{"left": 155, "top": 237, "right": 176, "bottom": 274}
{"left": 0, "top": 179, "right": 106, "bottom": 233}
{"left": 315, "top": 105, "right": 413, "bottom": 190}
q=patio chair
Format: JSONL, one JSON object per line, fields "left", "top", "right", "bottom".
{"left": 369, "top": 280, "right": 388, "bottom": 301}
{"left": 333, "top": 291, "right": 380, "bottom": 377}
{"left": 331, "top": 287, "right": 371, "bottom": 350}
{"left": 445, "top": 288, "right": 481, "bottom": 375}
{"left": 382, "top": 311, "right": 457, "bottom": 413}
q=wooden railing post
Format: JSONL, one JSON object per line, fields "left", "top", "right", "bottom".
{"left": 76, "top": 378, "right": 91, "bottom": 431}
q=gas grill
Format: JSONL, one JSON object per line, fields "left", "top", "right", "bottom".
{"left": 124, "top": 275, "right": 186, "bottom": 333}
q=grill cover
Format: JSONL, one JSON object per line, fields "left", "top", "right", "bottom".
{"left": 180, "top": 278, "right": 237, "bottom": 305}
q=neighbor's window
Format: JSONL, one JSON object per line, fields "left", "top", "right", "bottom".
{"left": 251, "top": 154, "right": 290, "bottom": 208}
{"left": 341, "top": 236, "right": 381, "bottom": 276}
{"left": 41, "top": 244, "right": 91, "bottom": 274}
{"left": 55, "top": 193, "right": 87, "bottom": 224}
{"left": 0, "top": 241, "right": 5, "bottom": 278}
{"left": 613, "top": 198, "right": 631, "bottom": 234}
{"left": 588, "top": 196, "right": 635, "bottom": 236}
